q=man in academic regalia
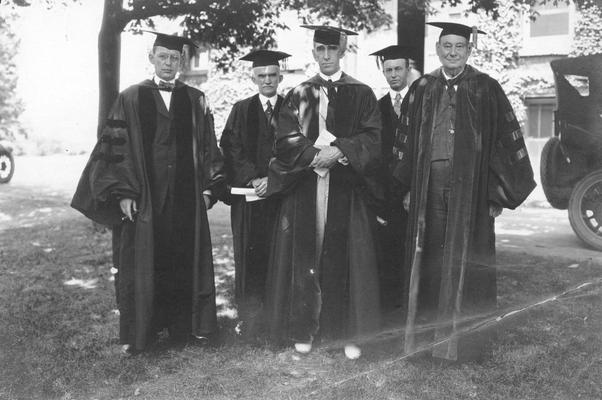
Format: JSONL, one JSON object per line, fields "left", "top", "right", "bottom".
{"left": 369, "top": 45, "right": 415, "bottom": 311}
{"left": 219, "top": 50, "right": 290, "bottom": 336}
{"left": 391, "top": 22, "right": 536, "bottom": 362}
{"left": 264, "top": 25, "right": 383, "bottom": 359}
{"left": 71, "top": 32, "right": 225, "bottom": 353}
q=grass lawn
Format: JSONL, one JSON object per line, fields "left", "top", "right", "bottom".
{"left": 0, "top": 188, "right": 601, "bottom": 400}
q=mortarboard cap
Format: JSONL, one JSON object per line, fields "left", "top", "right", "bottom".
{"left": 143, "top": 30, "right": 198, "bottom": 52}
{"left": 426, "top": 22, "right": 486, "bottom": 42}
{"left": 300, "top": 24, "right": 358, "bottom": 45}
{"left": 370, "top": 45, "right": 416, "bottom": 62}
{"left": 240, "top": 49, "right": 291, "bottom": 68}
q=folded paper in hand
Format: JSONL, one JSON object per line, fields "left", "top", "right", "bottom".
{"left": 314, "top": 129, "right": 337, "bottom": 148}
{"left": 313, "top": 129, "right": 347, "bottom": 177}
{"left": 231, "top": 187, "right": 264, "bottom": 202}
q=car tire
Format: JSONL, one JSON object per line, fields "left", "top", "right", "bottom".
{"left": 568, "top": 169, "right": 602, "bottom": 251}
{"left": 0, "top": 148, "right": 15, "bottom": 184}
{"left": 540, "top": 136, "right": 572, "bottom": 209}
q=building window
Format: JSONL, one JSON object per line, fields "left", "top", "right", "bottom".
{"left": 530, "top": 13, "right": 569, "bottom": 37}
{"left": 529, "top": 2, "right": 570, "bottom": 37}
{"left": 526, "top": 101, "right": 555, "bottom": 138}
{"left": 191, "top": 51, "right": 209, "bottom": 71}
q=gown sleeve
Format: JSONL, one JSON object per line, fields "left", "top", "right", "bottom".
{"left": 71, "top": 93, "right": 141, "bottom": 225}
{"left": 220, "top": 102, "right": 259, "bottom": 187}
{"left": 487, "top": 81, "right": 536, "bottom": 209}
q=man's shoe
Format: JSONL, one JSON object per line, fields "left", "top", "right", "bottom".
{"left": 189, "top": 335, "right": 210, "bottom": 346}
{"left": 344, "top": 344, "right": 361, "bottom": 360}
{"left": 120, "top": 344, "right": 141, "bottom": 356}
{"left": 294, "top": 342, "right": 312, "bottom": 354}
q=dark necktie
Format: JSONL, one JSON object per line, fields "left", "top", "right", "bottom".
{"left": 326, "top": 79, "right": 337, "bottom": 132}
{"left": 393, "top": 93, "right": 402, "bottom": 117}
{"left": 445, "top": 73, "right": 463, "bottom": 134}
{"left": 446, "top": 70, "right": 464, "bottom": 98}
{"left": 265, "top": 100, "right": 273, "bottom": 120}
{"left": 157, "top": 80, "right": 175, "bottom": 92}
{"left": 446, "top": 80, "right": 456, "bottom": 98}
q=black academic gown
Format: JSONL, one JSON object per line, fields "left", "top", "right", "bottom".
{"left": 71, "top": 79, "right": 225, "bottom": 350}
{"left": 220, "top": 94, "right": 283, "bottom": 320}
{"left": 265, "top": 72, "right": 384, "bottom": 344}
{"left": 376, "top": 93, "right": 407, "bottom": 310}
{"left": 391, "top": 65, "right": 536, "bottom": 361}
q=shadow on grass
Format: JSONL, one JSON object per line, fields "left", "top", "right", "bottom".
{"left": 0, "top": 192, "right": 601, "bottom": 400}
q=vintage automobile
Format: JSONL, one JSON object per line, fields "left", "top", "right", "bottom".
{"left": 540, "top": 53, "right": 602, "bottom": 251}
{"left": 0, "top": 142, "right": 15, "bottom": 184}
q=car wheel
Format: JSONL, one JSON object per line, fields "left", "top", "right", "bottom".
{"left": 568, "top": 169, "right": 602, "bottom": 251}
{"left": 0, "top": 148, "right": 15, "bottom": 184}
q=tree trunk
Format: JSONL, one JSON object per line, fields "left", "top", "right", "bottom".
{"left": 397, "top": 0, "right": 426, "bottom": 73}
{"left": 97, "top": 0, "right": 127, "bottom": 137}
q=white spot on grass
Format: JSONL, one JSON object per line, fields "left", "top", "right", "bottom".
{"left": 217, "top": 307, "right": 237, "bottom": 319}
{"left": 214, "top": 257, "right": 232, "bottom": 265}
{"left": 0, "top": 213, "right": 12, "bottom": 222}
{"left": 499, "top": 244, "right": 519, "bottom": 248}
{"left": 64, "top": 278, "right": 98, "bottom": 289}
{"left": 496, "top": 227, "right": 534, "bottom": 236}
{"left": 43, "top": 248, "right": 53, "bottom": 253}
{"left": 567, "top": 263, "right": 579, "bottom": 269}
{"left": 215, "top": 295, "right": 229, "bottom": 306}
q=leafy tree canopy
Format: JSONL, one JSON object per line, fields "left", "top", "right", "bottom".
{"left": 124, "top": 0, "right": 391, "bottom": 68}
{"left": 0, "top": 10, "right": 25, "bottom": 143}
{"left": 570, "top": 0, "right": 602, "bottom": 56}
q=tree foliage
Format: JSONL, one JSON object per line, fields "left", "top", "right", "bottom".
{"left": 469, "top": 0, "right": 533, "bottom": 122}
{"left": 570, "top": 0, "right": 602, "bottom": 56}
{"left": 0, "top": 10, "right": 26, "bottom": 143}
{"left": 93, "top": 0, "right": 392, "bottom": 130}
{"left": 123, "top": 0, "right": 392, "bottom": 69}
{"left": 437, "top": 0, "right": 601, "bottom": 18}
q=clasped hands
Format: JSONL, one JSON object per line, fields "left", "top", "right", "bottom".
{"left": 311, "top": 145, "right": 347, "bottom": 169}
{"left": 250, "top": 177, "right": 268, "bottom": 197}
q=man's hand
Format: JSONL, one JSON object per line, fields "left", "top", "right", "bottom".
{"left": 119, "top": 198, "right": 137, "bottom": 221}
{"left": 403, "top": 192, "right": 411, "bottom": 212}
{"left": 311, "top": 146, "right": 344, "bottom": 169}
{"left": 203, "top": 194, "right": 212, "bottom": 210}
{"left": 489, "top": 204, "right": 503, "bottom": 218}
{"left": 251, "top": 177, "right": 268, "bottom": 197}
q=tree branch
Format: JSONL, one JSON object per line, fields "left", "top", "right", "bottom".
{"left": 124, "top": 0, "right": 213, "bottom": 22}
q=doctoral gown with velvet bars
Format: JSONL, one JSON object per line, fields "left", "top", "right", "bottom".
{"left": 391, "top": 65, "right": 536, "bottom": 361}
{"left": 220, "top": 94, "right": 282, "bottom": 310}
{"left": 71, "top": 80, "right": 225, "bottom": 351}
{"left": 264, "top": 73, "right": 384, "bottom": 344}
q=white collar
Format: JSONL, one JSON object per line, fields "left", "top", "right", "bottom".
{"left": 319, "top": 70, "right": 343, "bottom": 83}
{"left": 153, "top": 75, "right": 176, "bottom": 85}
{"left": 389, "top": 86, "right": 408, "bottom": 100}
{"left": 259, "top": 93, "right": 278, "bottom": 106}
{"left": 441, "top": 67, "right": 465, "bottom": 82}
